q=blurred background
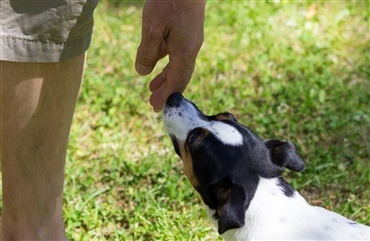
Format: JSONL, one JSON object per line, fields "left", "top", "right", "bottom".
{"left": 7, "top": 1, "right": 367, "bottom": 240}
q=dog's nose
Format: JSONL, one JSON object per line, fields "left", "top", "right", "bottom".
{"left": 166, "top": 92, "right": 184, "bottom": 108}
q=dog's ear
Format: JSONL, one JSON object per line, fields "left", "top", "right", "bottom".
{"left": 266, "top": 140, "right": 305, "bottom": 172}
{"left": 208, "top": 178, "right": 246, "bottom": 234}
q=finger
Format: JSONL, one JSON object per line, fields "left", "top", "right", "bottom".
{"left": 149, "top": 67, "right": 168, "bottom": 112}
{"left": 135, "top": 24, "right": 165, "bottom": 76}
{"left": 149, "top": 64, "right": 168, "bottom": 92}
{"left": 150, "top": 86, "right": 166, "bottom": 112}
{"left": 148, "top": 53, "right": 197, "bottom": 112}
{"left": 149, "top": 72, "right": 166, "bottom": 93}
{"left": 161, "top": 54, "right": 194, "bottom": 101}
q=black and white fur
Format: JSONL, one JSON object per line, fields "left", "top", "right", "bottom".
{"left": 163, "top": 93, "right": 370, "bottom": 240}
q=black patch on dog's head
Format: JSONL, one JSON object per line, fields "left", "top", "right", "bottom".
{"left": 164, "top": 94, "right": 306, "bottom": 234}
{"left": 184, "top": 119, "right": 306, "bottom": 234}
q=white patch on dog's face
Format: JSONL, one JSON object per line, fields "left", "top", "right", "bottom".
{"left": 209, "top": 121, "right": 243, "bottom": 146}
{"left": 164, "top": 100, "right": 243, "bottom": 146}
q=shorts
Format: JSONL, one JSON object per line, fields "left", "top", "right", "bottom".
{"left": 0, "top": 0, "right": 98, "bottom": 63}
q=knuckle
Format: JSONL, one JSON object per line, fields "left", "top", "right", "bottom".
{"left": 142, "top": 23, "right": 166, "bottom": 42}
{"left": 137, "top": 47, "right": 159, "bottom": 62}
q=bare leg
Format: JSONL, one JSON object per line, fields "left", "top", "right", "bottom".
{"left": 0, "top": 53, "right": 85, "bottom": 240}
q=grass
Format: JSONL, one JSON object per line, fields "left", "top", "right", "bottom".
{"left": 1, "top": 1, "right": 369, "bottom": 240}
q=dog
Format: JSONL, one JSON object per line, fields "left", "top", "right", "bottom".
{"left": 163, "top": 93, "right": 370, "bottom": 240}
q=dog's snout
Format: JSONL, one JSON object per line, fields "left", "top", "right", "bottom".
{"left": 166, "top": 92, "right": 184, "bottom": 108}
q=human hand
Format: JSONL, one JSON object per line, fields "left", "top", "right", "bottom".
{"left": 135, "top": 0, "right": 206, "bottom": 112}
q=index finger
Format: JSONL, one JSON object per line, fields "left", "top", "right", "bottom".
{"left": 135, "top": 23, "right": 166, "bottom": 75}
{"left": 161, "top": 54, "right": 195, "bottom": 102}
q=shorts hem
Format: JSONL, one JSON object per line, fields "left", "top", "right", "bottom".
{"left": 0, "top": 30, "right": 93, "bottom": 63}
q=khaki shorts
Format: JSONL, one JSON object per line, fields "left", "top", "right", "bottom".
{"left": 0, "top": 0, "right": 98, "bottom": 62}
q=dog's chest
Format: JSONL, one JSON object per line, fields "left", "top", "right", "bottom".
{"left": 209, "top": 178, "right": 370, "bottom": 240}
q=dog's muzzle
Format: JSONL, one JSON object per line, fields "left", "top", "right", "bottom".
{"left": 163, "top": 93, "right": 243, "bottom": 146}
{"left": 163, "top": 93, "right": 205, "bottom": 142}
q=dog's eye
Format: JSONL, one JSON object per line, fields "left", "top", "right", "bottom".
{"left": 187, "top": 131, "right": 198, "bottom": 146}
{"left": 186, "top": 127, "right": 207, "bottom": 147}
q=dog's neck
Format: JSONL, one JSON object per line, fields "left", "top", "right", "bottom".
{"left": 206, "top": 177, "right": 309, "bottom": 240}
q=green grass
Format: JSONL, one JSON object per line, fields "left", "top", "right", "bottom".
{"left": 63, "top": 2, "right": 370, "bottom": 240}
{"left": 3, "top": 1, "right": 369, "bottom": 240}
{"left": 68, "top": 1, "right": 369, "bottom": 240}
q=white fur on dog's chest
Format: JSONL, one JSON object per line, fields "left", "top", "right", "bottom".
{"left": 208, "top": 178, "right": 370, "bottom": 240}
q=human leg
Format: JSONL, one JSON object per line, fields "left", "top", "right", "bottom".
{"left": 0, "top": 53, "right": 85, "bottom": 240}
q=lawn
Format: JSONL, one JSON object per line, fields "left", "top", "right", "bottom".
{"left": 3, "top": 1, "right": 370, "bottom": 240}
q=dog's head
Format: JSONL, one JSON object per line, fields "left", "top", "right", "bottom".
{"left": 163, "top": 93, "right": 305, "bottom": 234}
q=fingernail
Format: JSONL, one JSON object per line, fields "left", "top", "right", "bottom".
{"left": 136, "top": 64, "right": 153, "bottom": 75}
